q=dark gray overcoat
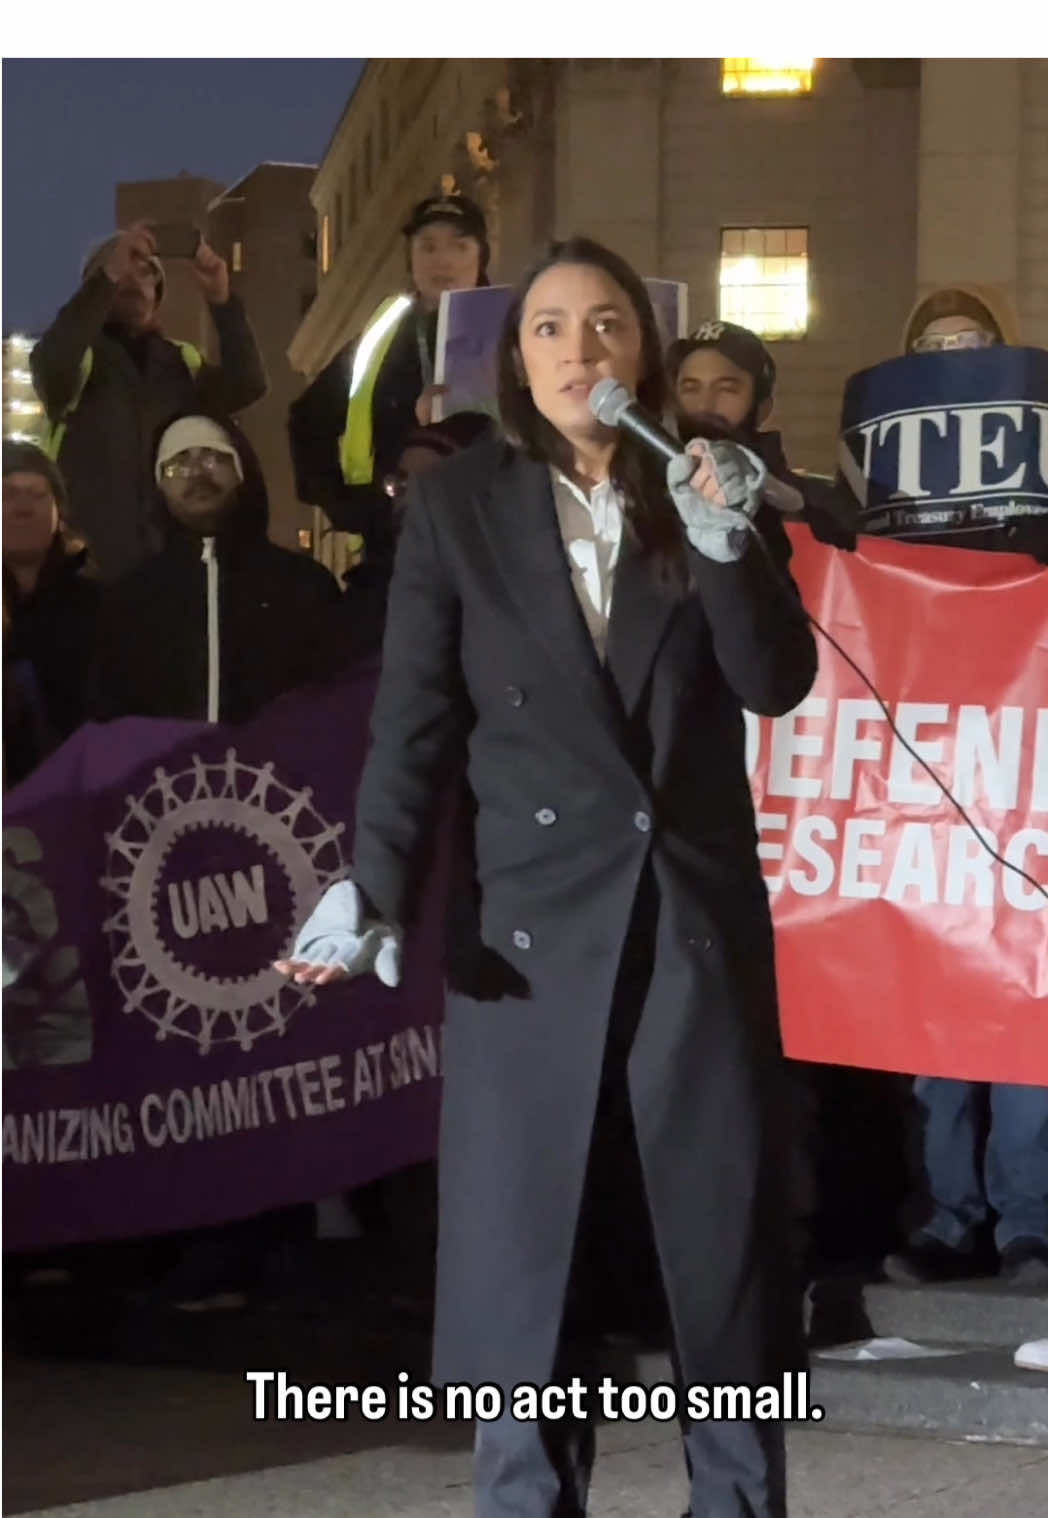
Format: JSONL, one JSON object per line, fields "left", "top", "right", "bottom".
{"left": 352, "top": 439, "right": 818, "bottom": 1395}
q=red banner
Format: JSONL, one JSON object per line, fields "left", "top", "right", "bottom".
{"left": 751, "top": 527, "right": 1048, "bottom": 1085}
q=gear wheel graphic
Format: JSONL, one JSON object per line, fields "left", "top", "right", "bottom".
{"left": 102, "top": 749, "right": 345, "bottom": 1052}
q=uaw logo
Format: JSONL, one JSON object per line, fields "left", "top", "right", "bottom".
{"left": 838, "top": 347, "right": 1048, "bottom": 538}
{"left": 102, "top": 750, "right": 345, "bottom": 1054}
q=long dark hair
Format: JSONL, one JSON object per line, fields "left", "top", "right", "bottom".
{"left": 496, "top": 238, "right": 693, "bottom": 592}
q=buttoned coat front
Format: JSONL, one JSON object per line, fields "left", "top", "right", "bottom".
{"left": 351, "top": 438, "right": 818, "bottom": 1395}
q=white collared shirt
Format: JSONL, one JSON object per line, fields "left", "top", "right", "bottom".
{"left": 550, "top": 468, "right": 625, "bottom": 663}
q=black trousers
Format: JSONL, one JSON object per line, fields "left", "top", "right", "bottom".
{"left": 473, "top": 866, "right": 788, "bottom": 1518}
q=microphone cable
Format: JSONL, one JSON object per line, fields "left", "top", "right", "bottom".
{"left": 586, "top": 379, "right": 1045, "bottom": 904}
{"left": 735, "top": 511, "right": 1047, "bottom": 904}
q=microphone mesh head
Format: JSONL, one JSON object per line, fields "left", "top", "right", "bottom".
{"left": 588, "top": 378, "right": 633, "bottom": 427}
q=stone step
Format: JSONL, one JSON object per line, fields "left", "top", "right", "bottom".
{"left": 622, "top": 1343, "right": 1048, "bottom": 1447}
{"left": 810, "top": 1343, "right": 1048, "bottom": 1446}
{"left": 806, "top": 1275, "right": 1048, "bottom": 1349}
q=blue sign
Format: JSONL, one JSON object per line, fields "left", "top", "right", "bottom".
{"left": 838, "top": 347, "right": 1048, "bottom": 548}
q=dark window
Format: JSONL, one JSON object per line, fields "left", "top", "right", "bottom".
{"left": 380, "top": 98, "right": 390, "bottom": 161}
{"left": 364, "top": 131, "right": 374, "bottom": 193}
{"left": 349, "top": 162, "right": 359, "bottom": 226}
{"left": 303, "top": 230, "right": 317, "bottom": 262}
{"left": 334, "top": 192, "right": 344, "bottom": 252}
{"left": 300, "top": 290, "right": 314, "bottom": 318}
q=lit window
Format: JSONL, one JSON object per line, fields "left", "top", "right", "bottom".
{"left": 298, "top": 528, "right": 313, "bottom": 552}
{"left": 721, "top": 59, "right": 815, "bottom": 96}
{"left": 320, "top": 215, "right": 331, "bottom": 274}
{"left": 719, "top": 228, "right": 809, "bottom": 339}
{"left": 231, "top": 241, "right": 243, "bottom": 273}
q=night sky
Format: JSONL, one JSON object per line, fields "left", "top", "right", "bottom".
{"left": 2, "top": 59, "right": 364, "bottom": 335}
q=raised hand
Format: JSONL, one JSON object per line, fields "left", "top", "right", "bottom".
{"left": 192, "top": 239, "right": 230, "bottom": 305}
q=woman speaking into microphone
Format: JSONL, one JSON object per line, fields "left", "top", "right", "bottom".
{"left": 276, "top": 238, "right": 817, "bottom": 1518}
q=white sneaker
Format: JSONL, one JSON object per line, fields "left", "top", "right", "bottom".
{"left": 1014, "top": 1339, "right": 1048, "bottom": 1371}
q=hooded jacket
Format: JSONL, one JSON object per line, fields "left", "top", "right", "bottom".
{"left": 901, "top": 282, "right": 1021, "bottom": 353}
{"left": 31, "top": 269, "right": 268, "bottom": 583}
{"left": 3, "top": 533, "right": 100, "bottom": 787}
{"left": 88, "top": 428, "right": 341, "bottom": 725}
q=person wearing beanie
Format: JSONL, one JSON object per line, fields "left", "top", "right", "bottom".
{"left": 667, "top": 321, "right": 858, "bottom": 550}
{"left": 3, "top": 441, "right": 100, "bottom": 787}
{"left": 287, "top": 191, "right": 491, "bottom": 617}
{"left": 89, "top": 413, "right": 338, "bottom": 727}
{"left": 30, "top": 221, "right": 267, "bottom": 583}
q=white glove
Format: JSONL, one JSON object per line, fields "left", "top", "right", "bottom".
{"left": 276, "top": 880, "right": 402, "bottom": 988}
{"left": 666, "top": 439, "right": 767, "bottom": 563}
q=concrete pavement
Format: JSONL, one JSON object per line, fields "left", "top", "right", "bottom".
{"left": 15, "top": 1419, "right": 1048, "bottom": 1518}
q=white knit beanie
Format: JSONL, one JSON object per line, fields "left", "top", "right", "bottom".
{"left": 155, "top": 417, "right": 244, "bottom": 483}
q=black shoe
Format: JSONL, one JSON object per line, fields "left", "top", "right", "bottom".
{"left": 999, "top": 1238, "right": 1048, "bottom": 1287}
{"left": 881, "top": 1236, "right": 982, "bottom": 1285}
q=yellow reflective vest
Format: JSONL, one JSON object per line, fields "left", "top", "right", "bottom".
{"left": 41, "top": 340, "right": 204, "bottom": 462}
{"left": 338, "top": 293, "right": 414, "bottom": 487}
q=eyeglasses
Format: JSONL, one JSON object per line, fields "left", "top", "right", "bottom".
{"left": 160, "top": 448, "right": 234, "bottom": 480}
{"left": 911, "top": 329, "right": 996, "bottom": 354}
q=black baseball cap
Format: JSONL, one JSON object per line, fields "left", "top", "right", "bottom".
{"left": 402, "top": 194, "right": 488, "bottom": 243}
{"left": 667, "top": 320, "right": 777, "bottom": 406}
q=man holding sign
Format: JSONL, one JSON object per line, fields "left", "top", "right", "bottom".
{"left": 836, "top": 283, "right": 1048, "bottom": 1288}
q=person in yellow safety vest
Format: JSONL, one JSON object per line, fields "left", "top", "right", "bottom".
{"left": 30, "top": 222, "right": 267, "bottom": 583}
{"left": 287, "top": 193, "right": 490, "bottom": 600}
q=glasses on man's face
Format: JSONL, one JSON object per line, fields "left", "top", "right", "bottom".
{"left": 911, "top": 329, "right": 996, "bottom": 354}
{"left": 160, "top": 448, "right": 233, "bottom": 480}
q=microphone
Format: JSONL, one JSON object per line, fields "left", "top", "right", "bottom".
{"left": 588, "top": 378, "right": 684, "bottom": 463}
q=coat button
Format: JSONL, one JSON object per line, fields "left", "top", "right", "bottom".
{"left": 633, "top": 810, "right": 652, "bottom": 833}
{"left": 505, "top": 686, "right": 525, "bottom": 707}
{"left": 535, "top": 808, "right": 557, "bottom": 826}
{"left": 512, "top": 930, "right": 532, "bottom": 950}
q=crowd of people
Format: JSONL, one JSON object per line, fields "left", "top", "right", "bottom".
{"left": 4, "top": 185, "right": 1047, "bottom": 1517}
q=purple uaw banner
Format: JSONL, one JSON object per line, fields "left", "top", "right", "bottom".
{"left": 2, "top": 666, "right": 447, "bottom": 1252}
{"left": 838, "top": 345, "right": 1048, "bottom": 542}
{"left": 432, "top": 279, "right": 689, "bottom": 424}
